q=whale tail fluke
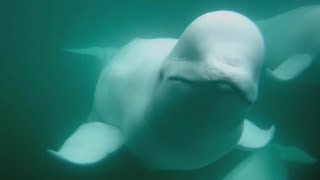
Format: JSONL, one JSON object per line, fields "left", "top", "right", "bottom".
{"left": 64, "top": 47, "right": 118, "bottom": 66}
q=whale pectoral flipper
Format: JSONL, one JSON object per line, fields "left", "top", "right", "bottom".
{"left": 237, "top": 119, "right": 275, "bottom": 149}
{"left": 266, "top": 53, "right": 313, "bottom": 81}
{"left": 222, "top": 144, "right": 317, "bottom": 180}
{"left": 48, "top": 122, "right": 124, "bottom": 164}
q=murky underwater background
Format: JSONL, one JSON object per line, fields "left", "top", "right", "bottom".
{"left": 2, "top": 0, "right": 320, "bottom": 179}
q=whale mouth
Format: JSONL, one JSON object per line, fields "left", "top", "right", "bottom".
{"left": 168, "top": 76, "right": 236, "bottom": 92}
{"left": 169, "top": 76, "right": 234, "bottom": 91}
{"left": 168, "top": 76, "right": 251, "bottom": 104}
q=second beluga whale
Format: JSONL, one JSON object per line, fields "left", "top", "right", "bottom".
{"left": 48, "top": 10, "right": 275, "bottom": 171}
{"left": 256, "top": 5, "right": 320, "bottom": 81}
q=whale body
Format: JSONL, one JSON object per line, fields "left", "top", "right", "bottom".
{"left": 49, "top": 10, "right": 275, "bottom": 171}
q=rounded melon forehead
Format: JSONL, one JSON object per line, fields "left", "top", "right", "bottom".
{"left": 171, "top": 11, "right": 265, "bottom": 79}
{"left": 166, "top": 11, "right": 265, "bottom": 102}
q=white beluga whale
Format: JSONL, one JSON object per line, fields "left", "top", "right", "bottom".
{"left": 49, "top": 10, "right": 275, "bottom": 171}
{"left": 256, "top": 5, "right": 320, "bottom": 81}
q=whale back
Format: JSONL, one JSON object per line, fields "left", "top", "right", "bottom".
{"left": 256, "top": 5, "right": 320, "bottom": 69}
{"left": 91, "top": 38, "right": 177, "bottom": 127}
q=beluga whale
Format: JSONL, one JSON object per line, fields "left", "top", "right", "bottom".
{"left": 49, "top": 10, "right": 275, "bottom": 171}
{"left": 256, "top": 5, "right": 320, "bottom": 81}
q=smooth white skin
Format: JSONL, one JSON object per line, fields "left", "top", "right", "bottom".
{"left": 123, "top": 11, "right": 265, "bottom": 170}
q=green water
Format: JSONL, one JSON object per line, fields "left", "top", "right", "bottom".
{"left": 2, "top": 0, "right": 320, "bottom": 179}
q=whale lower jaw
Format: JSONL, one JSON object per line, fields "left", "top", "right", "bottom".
{"left": 124, "top": 121, "right": 244, "bottom": 170}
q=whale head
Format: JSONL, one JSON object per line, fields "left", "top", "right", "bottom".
{"left": 127, "top": 11, "right": 265, "bottom": 170}
{"left": 164, "top": 10, "right": 264, "bottom": 103}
